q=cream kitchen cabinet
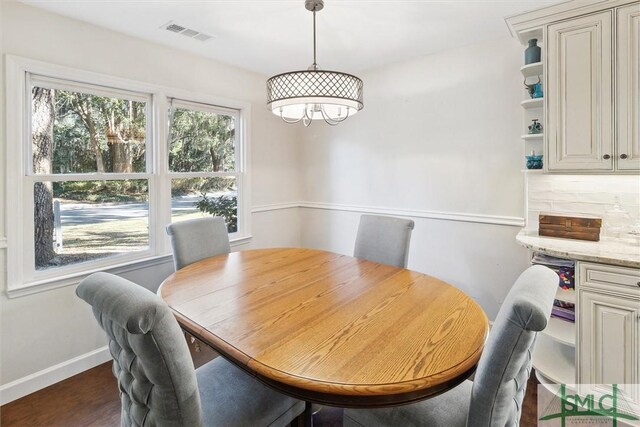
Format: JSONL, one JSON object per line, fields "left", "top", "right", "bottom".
{"left": 509, "top": 1, "right": 640, "bottom": 173}
{"left": 547, "top": 11, "right": 614, "bottom": 171}
{"left": 578, "top": 262, "right": 640, "bottom": 405}
{"left": 616, "top": 4, "right": 640, "bottom": 170}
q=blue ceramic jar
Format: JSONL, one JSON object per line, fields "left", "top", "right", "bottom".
{"left": 525, "top": 39, "right": 541, "bottom": 65}
{"left": 526, "top": 154, "right": 543, "bottom": 169}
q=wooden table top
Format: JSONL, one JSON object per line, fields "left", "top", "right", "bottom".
{"left": 158, "top": 248, "right": 489, "bottom": 407}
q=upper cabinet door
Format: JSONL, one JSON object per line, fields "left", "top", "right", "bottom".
{"left": 547, "top": 11, "right": 614, "bottom": 171}
{"left": 616, "top": 4, "right": 640, "bottom": 171}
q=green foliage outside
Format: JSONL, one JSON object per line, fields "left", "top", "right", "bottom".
{"left": 40, "top": 90, "right": 236, "bottom": 201}
{"left": 171, "top": 177, "right": 236, "bottom": 197}
{"left": 32, "top": 86, "right": 238, "bottom": 269}
{"left": 195, "top": 194, "right": 238, "bottom": 233}
{"left": 52, "top": 90, "right": 147, "bottom": 175}
{"left": 53, "top": 180, "right": 148, "bottom": 203}
{"left": 169, "top": 108, "right": 235, "bottom": 173}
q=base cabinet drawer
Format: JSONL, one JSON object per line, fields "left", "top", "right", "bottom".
{"left": 580, "top": 262, "right": 640, "bottom": 293}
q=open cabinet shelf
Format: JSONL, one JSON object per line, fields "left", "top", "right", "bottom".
{"left": 520, "top": 62, "right": 543, "bottom": 78}
{"left": 542, "top": 317, "right": 576, "bottom": 346}
{"left": 521, "top": 98, "right": 544, "bottom": 109}
{"left": 533, "top": 333, "right": 576, "bottom": 385}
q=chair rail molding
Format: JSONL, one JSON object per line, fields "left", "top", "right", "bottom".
{"left": 252, "top": 202, "right": 525, "bottom": 227}
{"left": 300, "top": 202, "right": 525, "bottom": 227}
{"left": 251, "top": 202, "right": 301, "bottom": 213}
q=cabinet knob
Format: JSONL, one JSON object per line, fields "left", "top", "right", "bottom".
{"left": 603, "top": 154, "right": 611, "bottom": 160}
{"left": 620, "top": 154, "right": 628, "bottom": 159}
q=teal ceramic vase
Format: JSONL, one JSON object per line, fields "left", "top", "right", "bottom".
{"left": 525, "top": 39, "right": 541, "bottom": 64}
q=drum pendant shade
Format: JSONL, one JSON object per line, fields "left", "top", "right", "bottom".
{"left": 266, "top": 0, "right": 364, "bottom": 126}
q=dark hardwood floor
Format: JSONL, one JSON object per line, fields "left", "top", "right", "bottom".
{"left": 1, "top": 336, "right": 540, "bottom": 426}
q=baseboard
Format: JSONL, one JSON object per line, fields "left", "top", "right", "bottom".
{"left": 0, "top": 345, "right": 111, "bottom": 405}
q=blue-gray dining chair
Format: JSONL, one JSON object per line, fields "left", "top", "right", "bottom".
{"left": 166, "top": 216, "right": 231, "bottom": 271}
{"left": 344, "top": 264, "right": 558, "bottom": 427}
{"left": 353, "top": 214, "right": 415, "bottom": 268}
{"left": 77, "top": 272, "right": 305, "bottom": 427}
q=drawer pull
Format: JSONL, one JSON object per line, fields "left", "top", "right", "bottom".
{"left": 603, "top": 154, "right": 611, "bottom": 160}
{"left": 620, "top": 154, "right": 628, "bottom": 159}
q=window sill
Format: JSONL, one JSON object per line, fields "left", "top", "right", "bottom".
{"left": 6, "top": 235, "right": 253, "bottom": 299}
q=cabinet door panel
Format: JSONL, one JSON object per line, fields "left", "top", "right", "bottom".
{"left": 616, "top": 4, "right": 640, "bottom": 170}
{"left": 547, "top": 11, "right": 613, "bottom": 171}
{"left": 579, "top": 289, "right": 639, "bottom": 404}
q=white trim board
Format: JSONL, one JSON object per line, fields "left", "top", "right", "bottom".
{"left": 7, "top": 255, "right": 173, "bottom": 298}
{"left": 251, "top": 202, "right": 300, "bottom": 213}
{"left": 252, "top": 202, "right": 525, "bottom": 227}
{"left": 300, "top": 202, "right": 525, "bottom": 227}
{"left": 0, "top": 346, "right": 111, "bottom": 405}
{"left": 7, "top": 236, "right": 253, "bottom": 299}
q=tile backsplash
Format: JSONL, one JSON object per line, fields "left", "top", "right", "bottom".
{"left": 525, "top": 174, "right": 640, "bottom": 233}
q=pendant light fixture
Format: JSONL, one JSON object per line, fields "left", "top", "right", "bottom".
{"left": 266, "top": 0, "right": 364, "bottom": 126}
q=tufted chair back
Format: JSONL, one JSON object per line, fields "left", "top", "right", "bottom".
{"left": 467, "top": 265, "right": 558, "bottom": 426}
{"left": 166, "top": 217, "right": 231, "bottom": 271}
{"left": 77, "top": 272, "right": 203, "bottom": 427}
{"left": 354, "top": 214, "right": 415, "bottom": 268}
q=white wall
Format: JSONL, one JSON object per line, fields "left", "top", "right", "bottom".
{"left": 299, "top": 37, "right": 531, "bottom": 319}
{"left": 0, "top": 1, "right": 302, "bottom": 402}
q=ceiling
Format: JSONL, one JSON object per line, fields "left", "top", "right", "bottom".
{"left": 19, "top": 0, "right": 562, "bottom": 76}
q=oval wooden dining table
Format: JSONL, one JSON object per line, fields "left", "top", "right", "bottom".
{"left": 158, "top": 247, "right": 489, "bottom": 412}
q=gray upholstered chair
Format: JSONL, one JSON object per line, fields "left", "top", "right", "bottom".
{"left": 76, "top": 272, "right": 305, "bottom": 427}
{"left": 344, "top": 264, "right": 558, "bottom": 427}
{"left": 166, "top": 216, "right": 231, "bottom": 271}
{"left": 353, "top": 214, "right": 415, "bottom": 268}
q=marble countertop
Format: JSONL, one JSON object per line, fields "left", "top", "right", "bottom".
{"left": 516, "top": 230, "right": 640, "bottom": 269}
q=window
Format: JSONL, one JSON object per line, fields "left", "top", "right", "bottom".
{"left": 168, "top": 101, "right": 240, "bottom": 234}
{"left": 30, "top": 77, "right": 152, "bottom": 272}
{"left": 6, "top": 56, "right": 250, "bottom": 293}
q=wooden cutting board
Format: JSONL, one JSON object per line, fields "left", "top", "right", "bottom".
{"left": 539, "top": 215, "right": 602, "bottom": 241}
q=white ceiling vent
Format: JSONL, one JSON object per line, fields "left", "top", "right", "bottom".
{"left": 160, "top": 21, "right": 214, "bottom": 42}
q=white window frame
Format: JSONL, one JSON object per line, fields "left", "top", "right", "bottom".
{"left": 167, "top": 98, "right": 245, "bottom": 240}
{"left": 5, "top": 56, "right": 252, "bottom": 296}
